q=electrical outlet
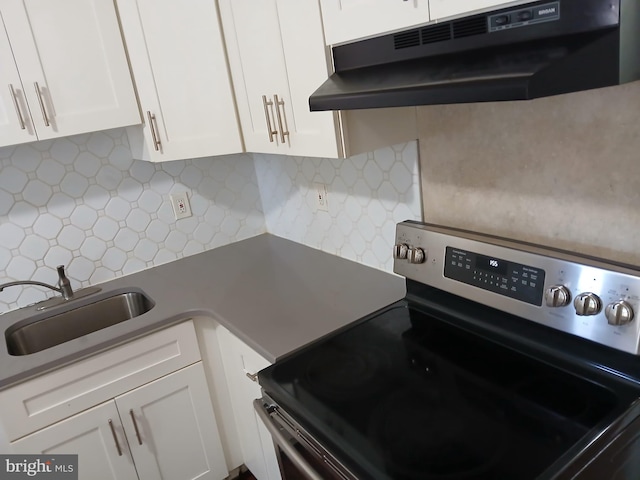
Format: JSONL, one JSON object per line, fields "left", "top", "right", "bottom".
{"left": 170, "top": 193, "right": 192, "bottom": 220}
{"left": 314, "top": 183, "right": 328, "bottom": 212}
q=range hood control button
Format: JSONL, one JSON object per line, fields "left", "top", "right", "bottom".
{"left": 574, "top": 293, "right": 602, "bottom": 316}
{"left": 393, "top": 243, "right": 409, "bottom": 259}
{"left": 605, "top": 301, "right": 634, "bottom": 326}
{"left": 408, "top": 247, "right": 426, "bottom": 264}
{"left": 544, "top": 285, "right": 571, "bottom": 307}
{"left": 495, "top": 15, "right": 511, "bottom": 26}
{"left": 517, "top": 10, "right": 533, "bottom": 21}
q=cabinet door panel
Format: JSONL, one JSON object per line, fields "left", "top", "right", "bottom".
{"left": 11, "top": 401, "right": 138, "bottom": 480}
{"left": 430, "top": 0, "right": 535, "bottom": 21}
{"left": 277, "top": 0, "right": 341, "bottom": 158}
{"left": 1, "top": 0, "right": 139, "bottom": 139}
{"left": 116, "top": 363, "right": 228, "bottom": 480}
{"left": 222, "top": 0, "right": 288, "bottom": 154}
{"left": 218, "top": 327, "right": 281, "bottom": 480}
{"left": 0, "top": 11, "right": 34, "bottom": 145}
{"left": 320, "top": 0, "right": 431, "bottom": 45}
{"left": 117, "top": 0, "right": 242, "bottom": 161}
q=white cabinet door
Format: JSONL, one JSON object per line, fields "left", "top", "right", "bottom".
{"left": 320, "top": 0, "right": 431, "bottom": 45}
{"left": 0, "top": 0, "right": 140, "bottom": 142}
{"left": 116, "top": 0, "right": 242, "bottom": 162}
{"left": 429, "top": 0, "right": 535, "bottom": 21}
{"left": 220, "top": 0, "right": 342, "bottom": 158}
{"left": 0, "top": 13, "right": 33, "bottom": 145}
{"left": 116, "top": 362, "right": 228, "bottom": 480}
{"left": 218, "top": 327, "right": 281, "bottom": 480}
{"left": 11, "top": 401, "right": 139, "bottom": 480}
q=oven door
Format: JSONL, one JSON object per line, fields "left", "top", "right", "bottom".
{"left": 254, "top": 397, "right": 358, "bottom": 480}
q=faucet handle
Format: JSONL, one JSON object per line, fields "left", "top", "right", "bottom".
{"left": 56, "top": 265, "right": 73, "bottom": 300}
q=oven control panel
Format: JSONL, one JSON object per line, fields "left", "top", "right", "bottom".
{"left": 444, "top": 247, "right": 545, "bottom": 306}
{"left": 393, "top": 221, "right": 640, "bottom": 355}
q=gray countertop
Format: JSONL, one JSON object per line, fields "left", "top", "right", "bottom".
{"left": 0, "top": 234, "right": 405, "bottom": 389}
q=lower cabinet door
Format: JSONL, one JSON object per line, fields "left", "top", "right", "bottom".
{"left": 218, "top": 326, "right": 282, "bottom": 480}
{"left": 11, "top": 401, "right": 138, "bottom": 480}
{"left": 116, "top": 362, "right": 228, "bottom": 480}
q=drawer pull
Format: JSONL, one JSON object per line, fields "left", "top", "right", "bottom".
{"left": 147, "top": 111, "right": 162, "bottom": 151}
{"left": 130, "top": 409, "right": 143, "bottom": 445}
{"left": 274, "top": 94, "right": 289, "bottom": 144}
{"left": 244, "top": 370, "right": 258, "bottom": 383}
{"left": 34, "top": 82, "right": 50, "bottom": 127}
{"left": 108, "top": 419, "right": 123, "bottom": 456}
{"left": 8, "top": 84, "right": 25, "bottom": 130}
{"left": 262, "top": 95, "right": 277, "bottom": 142}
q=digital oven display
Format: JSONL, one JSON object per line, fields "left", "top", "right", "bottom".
{"left": 475, "top": 255, "right": 508, "bottom": 276}
{"left": 444, "top": 247, "right": 545, "bottom": 306}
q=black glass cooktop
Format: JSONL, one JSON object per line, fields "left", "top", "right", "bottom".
{"left": 259, "top": 303, "right": 630, "bottom": 480}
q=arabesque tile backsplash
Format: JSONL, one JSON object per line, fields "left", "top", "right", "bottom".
{"left": 0, "top": 129, "right": 421, "bottom": 312}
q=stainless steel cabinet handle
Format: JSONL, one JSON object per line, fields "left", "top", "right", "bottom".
{"left": 129, "top": 409, "right": 143, "bottom": 445}
{"left": 244, "top": 369, "right": 258, "bottom": 383}
{"left": 8, "top": 84, "right": 25, "bottom": 130}
{"left": 253, "top": 400, "right": 324, "bottom": 480}
{"left": 34, "top": 82, "right": 50, "bottom": 127}
{"left": 146, "top": 111, "right": 161, "bottom": 151}
{"left": 108, "top": 419, "right": 123, "bottom": 456}
{"left": 274, "top": 94, "right": 290, "bottom": 144}
{"left": 262, "top": 95, "right": 278, "bottom": 142}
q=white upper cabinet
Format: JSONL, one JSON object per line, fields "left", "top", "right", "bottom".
{"left": 116, "top": 0, "right": 243, "bottom": 162}
{"left": 0, "top": 0, "right": 140, "bottom": 146}
{"left": 319, "top": 0, "right": 431, "bottom": 45}
{"left": 219, "top": 0, "right": 344, "bottom": 158}
{"left": 430, "top": 0, "right": 536, "bottom": 21}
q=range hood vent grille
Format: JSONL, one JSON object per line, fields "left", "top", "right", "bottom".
{"left": 452, "top": 16, "right": 488, "bottom": 38}
{"left": 394, "top": 29, "right": 421, "bottom": 49}
{"left": 421, "top": 24, "right": 452, "bottom": 45}
{"left": 394, "top": 16, "right": 488, "bottom": 51}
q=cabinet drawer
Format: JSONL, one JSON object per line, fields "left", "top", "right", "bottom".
{"left": 0, "top": 320, "right": 200, "bottom": 441}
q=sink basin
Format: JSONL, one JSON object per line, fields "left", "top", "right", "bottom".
{"left": 5, "top": 292, "right": 154, "bottom": 356}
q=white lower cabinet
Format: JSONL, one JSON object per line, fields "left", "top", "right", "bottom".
{"left": 11, "top": 401, "right": 138, "bottom": 480}
{"left": 217, "top": 326, "right": 281, "bottom": 480}
{"left": 12, "top": 362, "right": 227, "bottom": 480}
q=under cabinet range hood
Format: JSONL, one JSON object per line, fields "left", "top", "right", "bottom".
{"left": 309, "top": 0, "right": 640, "bottom": 111}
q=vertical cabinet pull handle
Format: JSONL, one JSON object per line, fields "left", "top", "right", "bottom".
{"left": 129, "top": 409, "right": 143, "bottom": 445}
{"left": 34, "top": 82, "right": 50, "bottom": 127}
{"left": 274, "top": 94, "right": 289, "bottom": 144}
{"left": 146, "top": 111, "right": 162, "bottom": 151}
{"left": 108, "top": 419, "right": 123, "bottom": 456}
{"left": 8, "top": 84, "right": 25, "bottom": 130}
{"left": 262, "top": 95, "right": 277, "bottom": 142}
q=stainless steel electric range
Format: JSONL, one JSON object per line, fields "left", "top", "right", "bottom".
{"left": 256, "top": 221, "right": 640, "bottom": 480}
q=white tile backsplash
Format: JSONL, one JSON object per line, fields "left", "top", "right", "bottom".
{"left": 1, "top": 126, "right": 421, "bottom": 313}
{"left": 0, "top": 129, "right": 266, "bottom": 312}
{"left": 254, "top": 142, "right": 422, "bottom": 272}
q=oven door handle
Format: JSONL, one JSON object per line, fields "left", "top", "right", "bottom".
{"left": 253, "top": 399, "right": 325, "bottom": 480}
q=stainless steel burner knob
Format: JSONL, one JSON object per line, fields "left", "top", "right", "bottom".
{"left": 393, "top": 243, "right": 409, "bottom": 259}
{"left": 544, "top": 285, "right": 571, "bottom": 308}
{"left": 408, "top": 247, "right": 426, "bottom": 264}
{"left": 574, "top": 293, "right": 602, "bottom": 316}
{"left": 605, "top": 301, "right": 634, "bottom": 326}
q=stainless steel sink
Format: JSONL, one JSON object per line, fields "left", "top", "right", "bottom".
{"left": 5, "top": 292, "right": 154, "bottom": 356}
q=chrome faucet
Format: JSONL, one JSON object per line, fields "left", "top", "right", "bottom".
{"left": 0, "top": 265, "right": 74, "bottom": 300}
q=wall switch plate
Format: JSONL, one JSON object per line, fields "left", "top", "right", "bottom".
{"left": 170, "top": 193, "right": 192, "bottom": 220}
{"left": 314, "top": 183, "right": 328, "bottom": 212}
